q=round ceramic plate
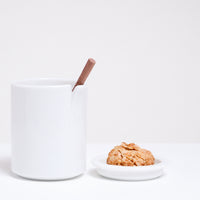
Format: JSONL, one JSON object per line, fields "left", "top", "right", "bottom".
{"left": 92, "top": 155, "right": 164, "bottom": 181}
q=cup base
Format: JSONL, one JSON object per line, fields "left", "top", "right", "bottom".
{"left": 11, "top": 169, "right": 85, "bottom": 181}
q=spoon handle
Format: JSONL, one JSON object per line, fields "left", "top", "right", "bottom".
{"left": 72, "top": 58, "right": 96, "bottom": 91}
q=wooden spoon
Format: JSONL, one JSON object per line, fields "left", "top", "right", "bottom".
{"left": 72, "top": 58, "right": 96, "bottom": 91}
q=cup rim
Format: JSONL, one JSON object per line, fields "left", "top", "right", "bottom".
{"left": 12, "top": 78, "right": 77, "bottom": 88}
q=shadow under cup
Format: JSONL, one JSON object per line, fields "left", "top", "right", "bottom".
{"left": 11, "top": 78, "right": 87, "bottom": 180}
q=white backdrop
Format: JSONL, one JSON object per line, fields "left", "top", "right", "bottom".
{"left": 0, "top": 0, "right": 200, "bottom": 143}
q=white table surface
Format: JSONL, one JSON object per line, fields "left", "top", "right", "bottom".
{"left": 0, "top": 143, "right": 199, "bottom": 200}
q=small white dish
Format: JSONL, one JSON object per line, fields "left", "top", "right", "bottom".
{"left": 92, "top": 155, "right": 164, "bottom": 181}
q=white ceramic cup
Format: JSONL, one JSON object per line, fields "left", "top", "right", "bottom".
{"left": 11, "top": 78, "right": 87, "bottom": 180}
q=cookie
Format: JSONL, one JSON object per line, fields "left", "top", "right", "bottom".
{"left": 107, "top": 142, "right": 155, "bottom": 166}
